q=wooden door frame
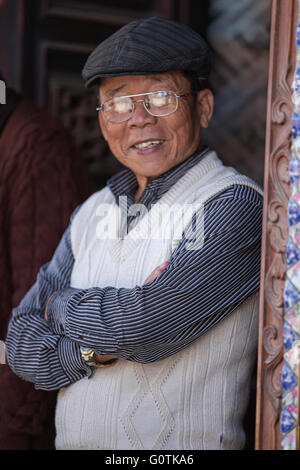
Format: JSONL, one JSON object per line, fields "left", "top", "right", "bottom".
{"left": 255, "top": 0, "right": 298, "bottom": 450}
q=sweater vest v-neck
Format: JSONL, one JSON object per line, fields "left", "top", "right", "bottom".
{"left": 55, "top": 150, "right": 262, "bottom": 450}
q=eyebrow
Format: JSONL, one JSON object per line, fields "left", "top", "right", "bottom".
{"left": 106, "top": 85, "right": 126, "bottom": 98}
{"left": 105, "top": 77, "right": 164, "bottom": 99}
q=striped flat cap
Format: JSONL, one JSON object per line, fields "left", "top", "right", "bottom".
{"left": 82, "top": 16, "right": 210, "bottom": 88}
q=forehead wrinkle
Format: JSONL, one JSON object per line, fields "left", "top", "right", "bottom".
{"left": 100, "top": 72, "right": 187, "bottom": 102}
{"left": 103, "top": 76, "right": 166, "bottom": 98}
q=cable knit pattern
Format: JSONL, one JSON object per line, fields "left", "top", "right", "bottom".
{"left": 0, "top": 99, "right": 92, "bottom": 449}
{"left": 55, "top": 151, "right": 261, "bottom": 450}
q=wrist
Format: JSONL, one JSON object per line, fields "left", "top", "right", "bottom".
{"left": 80, "top": 347, "right": 118, "bottom": 368}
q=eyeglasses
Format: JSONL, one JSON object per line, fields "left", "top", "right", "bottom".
{"left": 96, "top": 90, "right": 194, "bottom": 123}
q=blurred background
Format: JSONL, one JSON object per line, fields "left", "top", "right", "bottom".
{"left": 0, "top": 0, "right": 272, "bottom": 190}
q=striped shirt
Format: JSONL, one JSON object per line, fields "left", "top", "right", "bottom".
{"left": 6, "top": 147, "right": 263, "bottom": 391}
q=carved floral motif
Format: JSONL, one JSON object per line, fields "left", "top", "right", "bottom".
{"left": 256, "top": 0, "right": 298, "bottom": 450}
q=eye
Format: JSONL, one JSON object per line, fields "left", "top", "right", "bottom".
{"left": 150, "top": 92, "right": 170, "bottom": 107}
{"left": 108, "top": 96, "right": 132, "bottom": 113}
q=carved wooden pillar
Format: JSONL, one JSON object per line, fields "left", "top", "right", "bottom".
{"left": 255, "top": 0, "right": 298, "bottom": 450}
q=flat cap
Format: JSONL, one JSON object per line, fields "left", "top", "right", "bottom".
{"left": 82, "top": 16, "right": 210, "bottom": 88}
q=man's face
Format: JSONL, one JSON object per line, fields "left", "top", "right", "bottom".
{"left": 98, "top": 71, "right": 213, "bottom": 180}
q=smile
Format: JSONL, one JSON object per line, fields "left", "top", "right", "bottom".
{"left": 133, "top": 140, "right": 164, "bottom": 150}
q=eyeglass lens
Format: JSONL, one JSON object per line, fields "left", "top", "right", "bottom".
{"left": 103, "top": 91, "right": 177, "bottom": 122}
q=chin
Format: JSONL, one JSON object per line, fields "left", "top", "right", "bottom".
{"left": 136, "top": 164, "right": 170, "bottom": 179}
{"left": 139, "top": 157, "right": 172, "bottom": 174}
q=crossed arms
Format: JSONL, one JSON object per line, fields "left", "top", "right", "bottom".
{"left": 6, "top": 185, "right": 263, "bottom": 390}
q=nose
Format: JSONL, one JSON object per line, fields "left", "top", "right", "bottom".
{"left": 128, "top": 100, "right": 157, "bottom": 127}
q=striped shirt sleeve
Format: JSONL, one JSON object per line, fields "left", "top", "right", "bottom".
{"left": 6, "top": 185, "right": 262, "bottom": 390}
{"left": 5, "top": 209, "right": 92, "bottom": 391}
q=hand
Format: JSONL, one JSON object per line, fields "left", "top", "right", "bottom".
{"left": 143, "top": 261, "right": 169, "bottom": 284}
{"left": 93, "top": 353, "right": 116, "bottom": 364}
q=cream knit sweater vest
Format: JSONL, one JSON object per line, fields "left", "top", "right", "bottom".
{"left": 55, "top": 151, "right": 262, "bottom": 450}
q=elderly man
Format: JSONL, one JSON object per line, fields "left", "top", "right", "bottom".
{"left": 6, "top": 17, "right": 263, "bottom": 450}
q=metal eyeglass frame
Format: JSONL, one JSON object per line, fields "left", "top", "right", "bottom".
{"left": 96, "top": 90, "right": 194, "bottom": 123}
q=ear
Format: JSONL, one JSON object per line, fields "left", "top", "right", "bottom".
{"left": 195, "top": 89, "right": 214, "bottom": 128}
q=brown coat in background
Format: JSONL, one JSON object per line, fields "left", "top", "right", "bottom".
{"left": 0, "top": 97, "right": 92, "bottom": 449}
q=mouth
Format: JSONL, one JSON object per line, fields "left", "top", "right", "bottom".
{"left": 131, "top": 140, "right": 164, "bottom": 151}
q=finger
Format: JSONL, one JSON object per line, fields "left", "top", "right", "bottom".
{"left": 151, "top": 262, "right": 168, "bottom": 278}
{"left": 44, "top": 291, "right": 57, "bottom": 321}
{"left": 144, "top": 261, "right": 170, "bottom": 284}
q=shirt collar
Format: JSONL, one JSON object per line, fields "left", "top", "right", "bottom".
{"left": 107, "top": 146, "right": 210, "bottom": 205}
